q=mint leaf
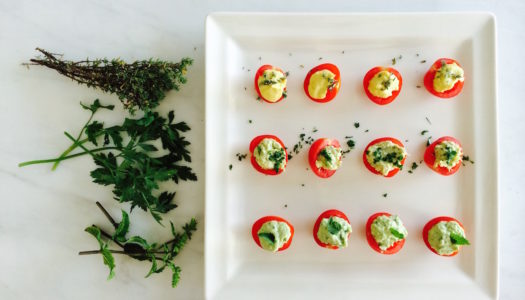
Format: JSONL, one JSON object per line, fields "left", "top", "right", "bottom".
{"left": 113, "top": 210, "right": 130, "bottom": 243}
{"left": 450, "top": 233, "right": 470, "bottom": 245}
{"left": 101, "top": 246, "right": 116, "bottom": 280}
{"left": 390, "top": 228, "right": 405, "bottom": 239}
{"left": 125, "top": 236, "right": 151, "bottom": 251}
{"left": 145, "top": 255, "right": 157, "bottom": 278}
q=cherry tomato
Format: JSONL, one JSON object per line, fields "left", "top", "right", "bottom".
{"left": 249, "top": 135, "right": 288, "bottom": 176}
{"left": 422, "top": 216, "right": 466, "bottom": 257}
{"left": 303, "top": 63, "right": 341, "bottom": 103}
{"left": 308, "top": 138, "right": 342, "bottom": 178}
{"left": 363, "top": 66, "right": 403, "bottom": 105}
{"left": 254, "top": 65, "right": 287, "bottom": 103}
{"left": 252, "top": 216, "right": 294, "bottom": 251}
{"left": 424, "top": 136, "right": 463, "bottom": 176}
{"left": 423, "top": 58, "right": 464, "bottom": 98}
{"left": 365, "top": 212, "right": 406, "bottom": 255}
{"left": 312, "top": 209, "right": 351, "bottom": 250}
{"left": 362, "top": 137, "right": 406, "bottom": 177}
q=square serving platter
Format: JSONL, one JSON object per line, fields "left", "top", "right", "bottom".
{"left": 205, "top": 12, "right": 498, "bottom": 300}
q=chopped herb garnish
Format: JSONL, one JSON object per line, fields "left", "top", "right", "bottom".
{"left": 284, "top": 204, "right": 288, "bottom": 208}
{"left": 416, "top": 85, "right": 421, "bottom": 88}
{"left": 365, "top": 129, "right": 369, "bottom": 133}
{"left": 312, "top": 127, "right": 318, "bottom": 133}
{"left": 450, "top": 233, "right": 470, "bottom": 245}
{"left": 228, "top": 164, "right": 232, "bottom": 170}
{"left": 354, "top": 122, "right": 360, "bottom": 129}
{"left": 382, "top": 193, "right": 388, "bottom": 198}
{"left": 346, "top": 139, "right": 355, "bottom": 149}
{"left": 319, "top": 57, "right": 323, "bottom": 60}
{"left": 327, "top": 217, "right": 342, "bottom": 235}
{"left": 235, "top": 153, "right": 248, "bottom": 161}
{"left": 268, "top": 149, "right": 286, "bottom": 174}
{"left": 411, "top": 162, "right": 418, "bottom": 170}
{"left": 258, "top": 232, "right": 276, "bottom": 244}
{"left": 425, "top": 117, "right": 432, "bottom": 125}
{"left": 426, "top": 136, "right": 432, "bottom": 146}
{"left": 420, "top": 60, "right": 426, "bottom": 63}
{"left": 421, "top": 130, "right": 428, "bottom": 135}
{"left": 462, "top": 155, "right": 475, "bottom": 165}
{"left": 392, "top": 57, "right": 396, "bottom": 65}
{"left": 299, "top": 64, "right": 304, "bottom": 68}
{"left": 390, "top": 228, "right": 405, "bottom": 239}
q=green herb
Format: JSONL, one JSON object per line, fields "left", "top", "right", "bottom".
{"left": 248, "top": 120, "right": 252, "bottom": 124}
{"left": 390, "top": 228, "right": 405, "bottom": 239}
{"left": 327, "top": 217, "right": 342, "bottom": 235}
{"left": 346, "top": 139, "right": 355, "bottom": 149}
{"left": 421, "top": 130, "right": 428, "bottom": 135}
{"left": 24, "top": 48, "right": 192, "bottom": 114}
{"left": 19, "top": 100, "right": 197, "bottom": 224}
{"left": 425, "top": 117, "right": 432, "bottom": 125}
{"left": 462, "top": 155, "right": 475, "bottom": 165}
{"left": 392, "top": 57, "right": 396, "bottom": 65}
{"left": 320, "top": 148, "right": 333, "bottom": 163}
{"left": 258, "top": 232, "right": 276, "bottom": 244}
{"left": 411, "top": 162, "right": 418, "bottom": 170}
{"left": 426, "top": 136, "right": 432, "bottom": 147}
{"left": 312, "top": 127, "right": 318, "bottom": 133}
{"left": 268, "top": 149, "right": 286, "bottom": 173}
{"left": 228, "top": 164, "right": 233, "bottom": 170}
{"left": 450, "top": 233, "right": 470, "bottom": 245}
{"left": 383, "top": 193, "right": 388, "bottom": 198}
{"left": 354, "top": 122, "right": 360, "bottom": 129}
{"left": 80, "top": 202, "right": 196, "bottom": 287}
{"left": 365, "top": 129, "right": 369, "bottom": 133}
{"left": 235, "top": 153, "right": 248, "bottom": 161}
{"left": 420, "top": 60, "right": 426, "bottom": 63}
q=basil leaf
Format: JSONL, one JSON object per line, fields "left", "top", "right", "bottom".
{"left": 390, "top": 228, "right": 405, "bottom": 239}
{"left": 450, "top": 233, "right": 470, "bottom": 245}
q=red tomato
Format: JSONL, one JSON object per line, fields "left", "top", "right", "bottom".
{"left": 424, "top": 136, "right": 463, "bottom": 176}
{"left": 423, "top": 58, "right": 464, "bottom": 98}
{"left": 362, "top": 137, "right": 406, "bottom": 177}
{"left": 303, "top": 63, "right": 341, "bottom": 103}
{"left": 252, "top": 216, "right": 294, "bottom": 251}
{"left": 363, "top": 66, "right": 403, "bottom": 105}
{"left": 254, "top": 65, "right": 287, "bottom": 103}
{"left": 312, "top": 209, "right": 351, "bottom": 249}
{"left": 365, "top": 212, "right": 406, "bottom": 255}
{"left": 249, "top": 135, "right": 288, "bottom": 176}
{"left": 308, "top": 138, "right": 342, "bottom": 178}
{"left": 422, "top": 216, "right": 466, "bottom": 257}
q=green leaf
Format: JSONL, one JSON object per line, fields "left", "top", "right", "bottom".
{"left": 167, "top": 262, "right": 181, "bottom": 288}
{"left": 113, "top": 210, "right": 130, "bottom": 243}
{"left": 145, "top": 255, "right": 157, "bottom": 278}
{"left": 125, "top": 236, "right": 151, "bottom": 251}
{"left": 450, "top": 233, "right": 470, "bottom": 245}
{"left": 390, "top": 228, "right": 405, "bottom": 239}
{"left": 138, "top": 143, "right": 158, "bottom": 152}
{"left": 257, "top": 232, "right": 275, "bottom": 244}
{"left": 327, "top": 217, "right": 342, "bottom": 235}
{"left": 101, "top": 246, "right": 116, "bottom": 280}
{"left": 85, "top": 121, "right": 104, "bottom": 146}
{"left": 85, "top": 226, "right": 104, "bottom": 247}
{"left": 80, "top": 99, "right": 115, "bottom": 113}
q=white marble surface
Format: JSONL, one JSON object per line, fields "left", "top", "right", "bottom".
{"left": 0, "top": 1, "right": 523, "bottom": 299}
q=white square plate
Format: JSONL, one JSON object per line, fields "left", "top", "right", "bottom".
{"left": 205, "top": 12, "right": 497, "bottom": 300}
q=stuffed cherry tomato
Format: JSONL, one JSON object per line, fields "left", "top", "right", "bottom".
{"left": 363, "top": 137, "right": 407, "bottom": 177}
{"left": 254, "top": 65, "right": 288, "bottom": 103}
{"left": 313, "top": 209, "right": 352, "bottom": 250}
{"left": 423, "top": 216, "right": 470, "bottom": 257}
{"left": 249, "top": 135, "right": 288, "bottom": 175}
{"left": 366, "top": 212, "right": 407, "bottom": 255}
{"left": 363, "top": 66, "right": 403, "bottom": 105}
{"left": 424, "top": 136, "right": 463, "bottom": 176}
{"left": 303, "top": 63, "right": 341, "bottom": 103}
{"left": 308, "top": 138, "right": 343, "bottom": 178}
{"left": 424, "top": 58, "right": 465, "bottom": 98}
{"left": 252, "top": 216, "right": 294, "bottom": 252}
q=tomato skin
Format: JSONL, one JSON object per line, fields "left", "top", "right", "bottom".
{"left": 252, "top": 216, "right": 294, "bottom": 251}
{"left": 249, "top": 135, "right": 288, "bottom": 176}
{"left": 365, "top": 212, "right": 406, "bottom": 255}
{"left": 363, "top": 66, "right": 403, "bottom": 105}
{"left": 362, "top": 137, "right": 406, "bottom": 177}
{"left": 422, "top": 216, "right": 466, "bottom": 257}
{"left": 303, "top": 63, "right": 341, "bottom": 103}
{"left": 312, "top": 209, "right": 351, "bottom": 249}
{"left": 308, "top": 138, "right": 342, "bottom": 178}
{"left": 254, "top": 65, "right": 287, "bottom": 103}
{"left": 424, "top": 136, "right": 463, "bottom": 176}
{"left": 423, "top": 58, "right": 464, "bottom": 98}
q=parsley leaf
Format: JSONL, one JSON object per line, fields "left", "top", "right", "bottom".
{"left": 327, "top": 217, "right": 342, "bottom": 235}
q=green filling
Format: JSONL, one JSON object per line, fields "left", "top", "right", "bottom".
{"left": 434, "top": 141, "right": 462, "bottom": 170}
{"left": 370, "top": 215, "right": 408, "bottom": 251}
{"left": 428, "top": 221, "right": 468, "bottom": 255}
{"left": 315, "top": 145, "right": 342, "bottom": 170}
{"left": 365, "top": 141, "right": 406, "bottom": 176}
{"left": 254, "top": 138, "right": 287, "bottom": 173}
{"left": 257, "top": 221, "right": 291, "bottom": 252}
{"left": 317, "top": 216, "right": 352, "bottom": 248}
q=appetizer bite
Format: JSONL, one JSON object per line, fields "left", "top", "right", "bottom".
{"left": 308, "top": 138, "right": 343, "bottom": 178}
{"left": 363, "top": 66, "right": 403, "bottom": 105}
{"left": 252, "top": 216, "right": 294, "bottom": 252}
{"left": 424, "top": 136, "right": 463, "bottom": 176}
{"left": 366, "top": 212, "right": 407, "bottom": 255}
{"left": 313, "top": 209, "right": 352, "bottom": 249}
{"left": 254, "top": 65, "right": 288, "bottom": 103}
{"left": 423, "top": 216, "right": 470, "bottom": 256}
{"left": 363, "top": 137, "right": 407, "bottom": 177}
{"left": 249, "top": 135, "right": 288, "bottom": 175}
{"left": 303, "top": 63, "right": 341, "bottom": 103}
{"left": 424, "top": 58, "right": 465, "bottom": 98}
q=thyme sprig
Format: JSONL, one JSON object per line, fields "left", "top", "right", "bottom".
{"left": 80, "top": 202, "right": 197, "bottom": 287}
{"left": 24, "top": 48, "right": 193, "bottom": 114}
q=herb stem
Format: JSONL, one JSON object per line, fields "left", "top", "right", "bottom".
{"left": 18, "top": 146, "right": 119, "bottom": 167}
{"left": 96, "top": 201, "right": 118, "bottom": 229}
{"left": 78, "top": 250, "right": 165, "bottom": 256}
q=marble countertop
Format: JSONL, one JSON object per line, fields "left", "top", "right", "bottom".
{"left": 0, "top": 0, "right": 523, "bottom": 299}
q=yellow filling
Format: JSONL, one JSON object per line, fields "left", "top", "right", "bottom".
{"left": 257, "top": 69, "right": 287, "bottom": 102}
{"left": 308, "top": 70, "right": 337, "bottom": 99}
{"left": 433, "top": 62, "right": 464, "bottom": 93}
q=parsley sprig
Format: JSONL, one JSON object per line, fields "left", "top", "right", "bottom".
{"left": 19, "top": 99, "right": 197, "bottom": 223}
{"left": 80, "top": 202, "right": 197, "bottom": 287}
